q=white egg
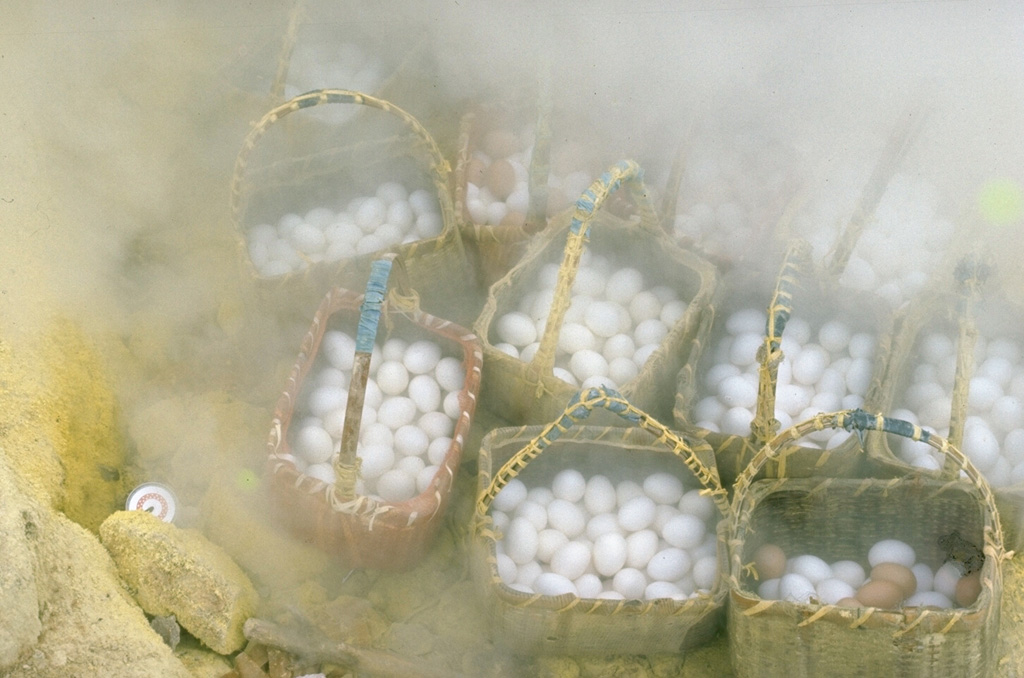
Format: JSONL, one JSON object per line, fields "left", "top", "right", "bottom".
{"left": 403, "top": 341, "right": 443, "bottom": 374}
{"left": 558, "top": 323, "right": 598, "bottom": 354}
{"left": 584, "top": 301, "right": 623, "bottom": 338}
{"left": 515, "top": 561, "right": 543, "bottom": 589}
{"left": 434, "top": 356, "right": 465, "bottom": 392}
{"left": 408, "top": 374, "right": 442, "bottom": 413}
{"left": 618, "top": 495, "right": 657, "bottom": 532}
{"left": 575, "top": 573, "right": 604, "bottom": 599}
{"left": 661, "top": 300, "right": 688, "bottom": 327}
{"left": 442, "top": 390, "right": 461, "bottom": 419}
{"left": 625, "top": 530, "right": 660, "bottom": 569}
{"left": 569, "top": 349, "right": 609, "bottom": 382}
{"left": 728, "top": 332, "right": 763, "bottom": 368}
{"left": 726, "top": 309, "right": 766, "bottom": 335}
{"left": 718, "top": 374, "right": 758, "bottom": 409}
{"left": 605, "top": 268, "right": 645, "bottom": 306}
{"left": 787, "top": 554, "right": 832, "bottom": 584}
{"left": 290, "top": 222, "right": 327, "bottom": 255}
{"left": 534, "top": 572, "right": 578, "bottom": 597}
{"left": 360, "top": 422, "right": 394, "bottom": 447}
{"left": 527, "top": 487, "right": 555, "bottom": 506}
{"left": 678, "top": 489, "right": 716, "bottom": 522}
{"left": 968, "top": 377, "right": 1003, "bottom": 413}
{"left": 647, "top": 548, "right": 691, "bottom": 581}
{"left": 296, "top": 425, "right": 335, "bottom": 464}
{"left": 593, "top": 533, "right": 629, "bottom": 577}
{"left": 963, "top": 422, "right": 1000, "bottom": 471}
{"left": 547, "top": 499, "right": 586, "bottom": 539}
{"left": 868, "top": 539, "right": 916, "bottom": 568}
{"left": 584, "top": 475, "right": 617, "bottom": 515}
{"left": 505, "top": 517, "right": 540, "bottom": 565}
{"left": 573, "top": 267, "right": 607, "bottom": 298}
{"left": 612, "top": 568, "right": 648, "bottom": 599}
{"left": 792, "top": 345, "right": 830, "bottom": 386}
{"left": 662, "top": 514, "right": 706, "bottom": 550}
{"left": 704, "top": 363, "right": 741, "bottom": 390}
{"left": 629, "top": 291, "right": 663, "bottom": 323}
{"left": 905, "top": 591, "right": 953, "bottom": 609}
{"left": 355, "top": 197, "right": 386, "bottom": 232}
{"left": 991, "top": 396, "right": 1024, "bottom": 432}
{"left": 721, "top": 407, "right": 754, "bottom": 436}
{"left": 392, "top": 425, "right": 429, "bottom": 458}
{"left": 692, "top": 554, "right": 718, "bottom": 591}
{"left": 550, "top": 541, "right": 592, "bottom": 581}
{"left": 608, "top": 357, "right": 639, "bottom": 385}
{"left": 758, "top": 578, "right": 781, "bottom": 600}
{"left": 778, "top": 573, "right": 816, "bottom": 603}
{"left": 415, "top": 213, "right": 442, "bottom": 238}
{"left": 377, "top": 397, "right": 418, "bottom": 430}
{"left": 425, "top": 435, "right": 450, "bottom": 465}
{"left": 308, "top": 384, "right": 348, "bottom": 418}
{"left": 603, "top": 334, "right": 637, "bottom": 361}
{"left": 357, "top": 444, "right": 395, "bottom": 479}
{"left": 397, "top": 455, "right": 425, "bottom": 478}
{"left": 536, "top": 529, "right": 570, "bottom": 563}
{"left": 376, "top": 469, "right": 417, "bottom": 503}
{"left": 552, "top": 367, "right": 579, "bottom": 386}
{"left": 845, "top": 357, "right": 873, "bottom": 395}
{"left": 418, "top": 411, "right": 454, "bottom": 439}
{"left": 495, "top": 312, "right": 537, "bottom": 347}
{"left": 375, "top": 361, "right": 409, "bottom": 396}
{"left": 933, "top": 561, "right": 965, "bottom": 599}
{"left": 552, "top": 469, "right": 587, "bottom": 502}
{"left": 828, "top": 560, "right": 866, "bottom": 590}
{"left": 633, "top": 344, "right": 659, "bottom": 368}
{"left": 817, "top": 320, "right": 851, "bottom": 354}
{"left": 912, "top": 563, "right": 934, "bottom": 594}
{"left": 304, "top": 462, "right": 336, "bottom": 485}
{"left": 776, "top": 384, "right": 813, "bottom": 418}
{"left": 496, "top": 553, "right": 518, "bottom": 585}
{"left": 635, "top": 319, "right": 669, "bottom": 347}
{"left": 493, "top": 478, "right": 528, "bottom": 513}
{"left": 586, "top": 513, "right": 622, "bottom": 541}
{"left": 816, "top": 578, "right": 856, "bottom": 605}
{"left": 643, "top": 472, "right": 685, "bottom": 505}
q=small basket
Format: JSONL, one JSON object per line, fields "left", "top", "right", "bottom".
{"left": 230, "top": 89, "right": 472, "bottom": 318}
{"left": 266, "top": 257, "right": 483, "bottom": 570}
{"left": 474, "top": 160, "right": 717, "bottom": 426}
{"left": 675, "top": 239, "right": 889, "bottom": 486}
{"left": 727, "top": 409, "right": 1009, "bottom": 678}
{"left": 472, "top": 387, "right": 730, "bottom": 655}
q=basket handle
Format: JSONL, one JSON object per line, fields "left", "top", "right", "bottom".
{"left": 230, "top": 88, "right": 461, "bottom": 264}
{"left": 477, "top": 386, "right": 730, "bottom": 518}
{"left": 731, "top": 408, "right": 1006, "bottom": 558}
{"left": 529, "top": 160, "right": 660, "bottom": 376}
{"left": 749, "top": 239, "right": 814, "bottom": 444}
{"left": 332, "top": 256, "right": 395, "bottom": 498}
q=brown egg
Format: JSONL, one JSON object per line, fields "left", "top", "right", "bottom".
{"left": 753, "top": 544, "right": 787, "bottom": 580}
{"left": 856, "top": 579, "right": 904, "bottom": 609}
{"left": 483, "top": 129, "right": 519, "bottom": 159}
{"left": 500, "top": 210, "right": 526, "bottom": 228}
{"left": 465, "top": 157, "right": 486, "bottom": 187}
{"left": 955, "top": 571, "right": 982, "bottom": 607}
{"left": 484, "top": 159, "right": 517, "bottom": 201}
{"left": 869, "top": 562, "right": 917, "bottom": 598}
{"left": 836, "top": 597, "right": 861, "bottom": 608}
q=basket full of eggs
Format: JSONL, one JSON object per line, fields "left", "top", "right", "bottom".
{"left": 266, "top": 256, "right": 483, "bottom": 570}
{"left": 230, "top": 88, "right": 472, "bottom": 321}
{"left": 474, "top": 159, "right": 717, "bottom": 426}
{"left": 472, "top": 387, "right": 730, "bottom": 655}
{"left": 727, "top": 409, "right": 1008, "bottom": 678}
{"left": 675, "top": 239, "right": 888, "bottom": 486}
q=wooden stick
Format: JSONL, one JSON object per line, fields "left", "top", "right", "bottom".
{"left": 243, "top": 618, "right": 471, "bottom": 678}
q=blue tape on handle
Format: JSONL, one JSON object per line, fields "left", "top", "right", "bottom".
{"left": 355, "top": 259, "right": 393, "bottom": 353}
{"left": 568, "top": 160, "right": 644, "bottom": 238}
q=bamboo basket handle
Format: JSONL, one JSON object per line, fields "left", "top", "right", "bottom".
{"left": 230, "top": 88, "right": 461, "bottom": 263}
{"left": 333, "top": 256, "right": 395, "bottom": 498}
{"left": 477, "top": 386, "right": 730, "bottom": 519}
{"left": 730, "top": 408, "right": 1006, "bottom": 562}
{"left": 944, "top": 252, "right": 991, "bottom": 477}
{"left": 750, "top": 239, "right": 814, "bottom": 444}
{"left": 269, "top": 0, "right": 306, "bottom": 101}
{"left": 530, "top": 160, "right": 660, "bottom": 378}
{"left": 823, "top": 108, "right": 927, "bottom": 279}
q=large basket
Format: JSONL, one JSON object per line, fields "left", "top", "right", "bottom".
{"left": 675, "top": 239, "right": 890, "bottom": 486}
{"left": 230, "top": 89, "right": 472, "bottom": 321}
{"left": 472, "top": 387, "right": 730, "bottom": 655}
{"left": 265, "top": 258, "right": 483, "bottom": 570}
{"left": 474, "top": 160, "right": 717, "bottom": 426}
{"left": 727, "top": 409, "right": 1008, "bottom": 678}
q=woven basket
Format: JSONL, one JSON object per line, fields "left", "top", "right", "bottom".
{"left": 675, "top": 239, "right": 889, "bottom": 486}
{"left": 474, "top": 160, "right": 717, "bottom": 426}
{"left": 472, "top": 387, "right": 730, "bottom": 655}
{"left": 265, "top": 258, "right": 483, "bottom": 570}
{"left": 230, "top": 89, "right": 472, "bottom": 319}
{"left": 727, "top": 409, "right": 1008, "bottom": 678}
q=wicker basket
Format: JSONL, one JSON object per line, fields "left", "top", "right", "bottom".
{"left": 474, "top": 160, "right": 717, "bottom": 426}
{"left": 472, "top": 387, "right": 730, "bottom": 655}
{"left": 265, "top": 258, "right": 483, "bottom": 570}
{"left": 727, "top": 409, "right": 1009, "bottom": 678}
{"left": 230, "top": 88, "right": 473, "bottom": 321}
{"left": 675, "top": 239, "right": 890, "bottom": 486}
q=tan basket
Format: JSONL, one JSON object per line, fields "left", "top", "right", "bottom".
{"left": 472, "top": 387, "right": 730, "bottom": 655}
{"left": 675, "top": 239, "right": 889, "bottom": 486}
{"left": 265, "top": 260, "right": 483, "bottom": 570}
{"left": 474, "top": 160, "right": 717, "bottom": 426}
{"left": 230, "top": 89, "right": 472, "bottom": 319}
{"left": 727, "top": 409, "right": 1009, "bottom": 678}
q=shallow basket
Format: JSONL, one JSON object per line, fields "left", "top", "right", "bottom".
{"left": 675, "top": 239, "right": 890, "bottom": 486}
{"left": 230, "top": 89, "right": 473, "bottom": 321}
{"left": 474, "top": 160, "right": 717, "bottom": 426}
{"left": 472, "top": 387, "right": 730, "bottom": 655}
{"left": 727, "top": 409, "right": 1008, "bottom": 678}
{"left": 266, "top": 274, "right": 483, "bottom": 570}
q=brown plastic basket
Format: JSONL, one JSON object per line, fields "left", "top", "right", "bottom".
{"left": 265, "top": 258, "right": 483, "bottom": 570}
{"left": 472, "top": 387, "right": 730, "bottom": 655}
{"left": 474, "top": 160, "right": 717, "bottom": 426}
{"left": 727, "top": 409, "right": 1008, "bottom": 678}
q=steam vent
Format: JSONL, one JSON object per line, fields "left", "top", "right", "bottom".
{"left": 3, "top": 2, "right": 1023, "bottom": 676}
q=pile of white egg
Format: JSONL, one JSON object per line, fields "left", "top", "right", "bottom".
{"left": 491, "top": 469, "right": 719, "bottom": 600}
{"left": 247, "top": 182, "right": 441, "bottom": 278}
{"left": 753, "top": 538, "right": 981, "bottom": 610}
{"left": 892, "top": 331, "right": 1024, "bottom": 488}
{"left": 796, "top": 172, "right": 953, "bottom": 308}
{"left": 692, "top": 308, "right": 875, "bottom": 446}
{"left": 285, "top": 40, "right": 384, "bottom": 125}
{"left": 464, "top": 127, "right": 594, "bottom": 228}
{"left": 492, "top": 252, "right": 688, "bottom": 390}
{"left": 286, "top": 328, "right": 465, "bottom": 503}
